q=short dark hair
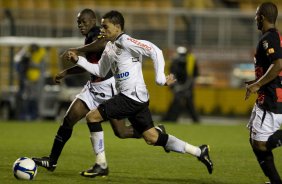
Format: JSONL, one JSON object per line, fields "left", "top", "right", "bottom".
{"left": 258, "top": 2, "right": 278, "bottom": 24}
{"left": 102, "top": 10, "right": 124, "bottom": 30}
{"left": 80, "top": 8, "right": 96, "bottom": 19}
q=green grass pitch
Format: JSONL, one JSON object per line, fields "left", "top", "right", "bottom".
{"left": 1, "top": 120, "right": 281, "bottom": 184}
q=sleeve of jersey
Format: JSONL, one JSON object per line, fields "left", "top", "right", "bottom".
{"left": 124, "top": 38, "right": 166, "bottom": 85}
{"left": 77, "top": 55, "right": 110, "bottom": 77}
{"left": 264, "top": 34, "right": 282, "bottom": 62}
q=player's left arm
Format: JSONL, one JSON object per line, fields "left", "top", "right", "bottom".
{"left": 75, "top": 37, "right": 107, "bottom": 53}
{"left": 256, "top": 58, "right": 282, "bottom": 87}
{"left": 124, "top": 37, "right": 176, "bottom": 86}
{"left": 66, "top": 50, "right": 110, "bottom": 78}
{"left": 54, "top": 66, "right": 86, "bottom": 84}
{"left": 60, "top": 37, "right": 107, "bottom": 60}
{"left": 245, "top": 35, "right": 282, "bottom": 100}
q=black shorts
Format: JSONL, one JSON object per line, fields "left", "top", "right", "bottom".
{"left": 98, "top": 93, "right": 154, "bottom": 134}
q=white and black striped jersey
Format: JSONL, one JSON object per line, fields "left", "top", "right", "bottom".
{"left": 77, "top": 33, "right": 166, "bottom": 103}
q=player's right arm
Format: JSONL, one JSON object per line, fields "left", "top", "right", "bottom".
{"left": 66, "top": 49, "right": 111, "bottom": 78}
{"left": 122, "top": 36, "right": 176, "bottom": 86}
{"left": 245, "top": 33, "right": 282, "bottom": 100}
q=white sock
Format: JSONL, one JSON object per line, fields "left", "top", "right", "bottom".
{"left": 166, "top": 135, "right": 201, "bottom": 157}
{"left": 96, "top": 152, "right": 107, "bottom": 168}
{"left": 184, "top": 143, "right": 201, "bottom": 157}
{"left": 90, "top": 131, "right": 107, "bottom": 166}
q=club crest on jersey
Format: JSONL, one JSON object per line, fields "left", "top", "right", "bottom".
{"left": 132, "top": 57, "right": 139, "bottom": 62}
{"left": 115, "top": 71, "right": 129, "bottom": 80}
{"left": 262, "top": 40, "right": 269, "bottom": 50}
{"left": 267, "top": 48, "right": 275, "bottom": 55}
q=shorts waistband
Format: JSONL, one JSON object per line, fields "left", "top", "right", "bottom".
{"left": 89, "top": 77, "right": 115, "bottom": 86}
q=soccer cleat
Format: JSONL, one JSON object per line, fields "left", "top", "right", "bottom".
{"left": 32, "top": 156, "right": 57, "bottom": 172}
{"left": 197, "top": 145, "right": 213, "bottom": 174}
{"left": 155, "top": 124, "right": 170, "bottom": 153}
{"left": 80, "top": 163, "right": 109, "bottom": 178}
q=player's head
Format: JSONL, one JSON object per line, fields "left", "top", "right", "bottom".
{"left": 30, "top": 43, "right": 39, "bottom": 53}
{"left": 255, "top": 2, "right": 278, "bottom": 30}
{"left": 101, "top": 10, "right": 124, "bottom": 41}
{"left": 176, "top": 46, "right": 187, "bottom": 56}
{"left": 77, "top": 9, "right": 96, "bottom": 36}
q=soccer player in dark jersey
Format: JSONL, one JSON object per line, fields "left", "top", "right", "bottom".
{"left": 32, "top": 9, "right": 144, "bottom": 178}
{"left": 245, "top": 2, "right": 282, "bottom": 184}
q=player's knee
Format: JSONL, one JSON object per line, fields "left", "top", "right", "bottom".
{"left": 144, "top": 138, "right": 155, "bottom": 145}
{"left": 142, "top": 128, "right": 159, "bottom": 145}
{"left": 251, "top": 139, "right": 268, "bottom": 151}
{"left": 85, "top": 110, "right": 103, "bottom": 123}
{"left": 143, "top": 135, "right": 158, "bottom": 145}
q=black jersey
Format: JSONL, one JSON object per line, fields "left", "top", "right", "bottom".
{"left": 85, "top": 26, "right": 113, "bottom": 82}
{"left": 254, "top": 28, "right": 282, "bottom": 113}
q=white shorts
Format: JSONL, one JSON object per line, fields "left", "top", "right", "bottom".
{"left": 247, "top": 103, "right": 282, "bottom": 141}
{"left": 76, "top": 77, "right": 117, "bottom": 110}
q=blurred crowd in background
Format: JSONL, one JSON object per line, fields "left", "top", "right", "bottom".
{"left": 0, "top": 0, "right": 281, "bottom": 121}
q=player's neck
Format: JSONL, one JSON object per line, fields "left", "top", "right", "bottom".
{"left": 262, "top": 23, "right": 275, "bottom": 33}
{"left": 112, "top": 32, "right": 124, "bottom": 42}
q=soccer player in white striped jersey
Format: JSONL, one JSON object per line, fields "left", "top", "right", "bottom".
{"left": 66, "top": 10, "right": 213, "bottom": 174}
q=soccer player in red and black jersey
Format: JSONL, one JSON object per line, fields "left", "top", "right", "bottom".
{"left": 245, "top": 2, "right": 282, "bottom": 184}
{"left": 32, "top": 9, "right": 143, "bottom": 178}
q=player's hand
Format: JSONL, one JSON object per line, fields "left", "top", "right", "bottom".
{"left": 245, "top": 82, "right": 260, "bottom": 100}
{"left": 165, "top": 74, "right": 177, "bottom": 86}
{"left": 61, "top": 48, "right": 78, "bottom": 62}
{"left": 245, "top": 79, "right": 257, "bottom": 85}
{"left": 54, "top": 71, "right": 67, "bottom": 84}
{"left": 65, "top": 51, "right": 79, "bottom": 64}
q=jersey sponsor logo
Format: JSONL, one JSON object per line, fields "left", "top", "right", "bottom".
{"left": 276, "top": 88, "right": 282, "bottom": 102}
{"left": 262, "top": 40, "right": 269, "bottom": 50}
{"left": 267, "top": 48, "right": 275, "bottom": 55}
{"left": 115, "top": 71, "right": 129, "bottom": 79}
{"left": 115, "top": 47, "right": 122, "bottom": 55}
{"left": 127, "top": 37, "right": 152, "bottom": 50}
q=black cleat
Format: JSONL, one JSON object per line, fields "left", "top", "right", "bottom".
{"left": 197, "top": 145, "right": 213, "bottom": 174}
{"left": 155, "top": 124, "right": 170, "bottom": 153}
{"left": 80, "top": 163, "right": 109, "bottom": 178}
{"left": 32, "top": 156, "right": 57, "bottom": 172}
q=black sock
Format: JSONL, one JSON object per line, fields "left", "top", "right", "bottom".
{"left": 154, "top": 133, "right": 169, "bottom": 147}
{"left": 87, "top": 122, "right": 103, "bottom": 132}
{"left": 266, "top": 130, "right": 282, "bottom": 150}
{"left": 49, "top": 125, "right": 72, "bottom": 164}
{"left": 252, "top": 149, "right": 282, "bottom": 183}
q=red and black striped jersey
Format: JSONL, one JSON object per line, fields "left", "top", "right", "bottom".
{"left": 254, "top": 28, "right": 282, "bottom": 113}
{"left": 85, "top": 26, "right": 113, "bottom": 82}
